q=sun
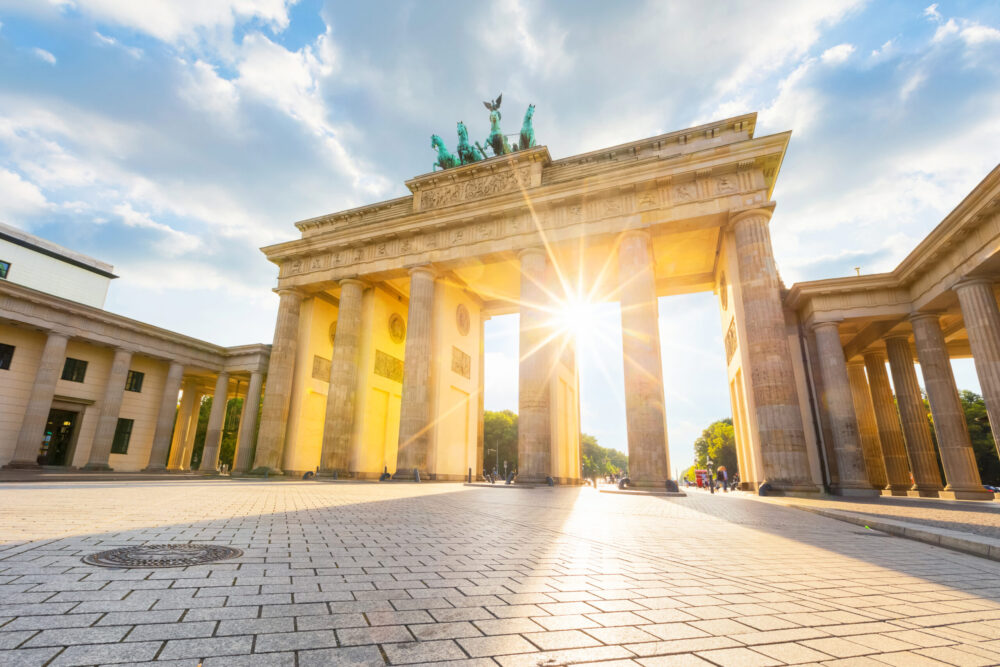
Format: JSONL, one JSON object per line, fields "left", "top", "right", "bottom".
{"left": 551, "top": 296, "right": 601, "bottom": 347}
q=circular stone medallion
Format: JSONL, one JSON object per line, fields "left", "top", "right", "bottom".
{"left": 456, "top": 304, "right": 470, "bottom": 336}
{"left": 82, "top": 544, "right": 243, "bottom": 569}
{"left": 388, "top": 313, "right": 406, "bottom": 343}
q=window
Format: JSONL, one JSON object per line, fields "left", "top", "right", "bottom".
{"left": 61, "top": 357, "right": 88, "bottom": 382}
{"left": 111, "top": 418, "right": 133, "bottom": 454}
{"left": 125, "top": 370, "right": 144, "bottom": 393}
{"left": 0, "top": 343, "right": 13, "bottom": 370}
{"left": 0, "top": 260, "right": 9, "bottom": 279}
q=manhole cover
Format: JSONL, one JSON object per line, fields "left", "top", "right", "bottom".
{"left": 82, "top": 544, "right": 243, "bottom": 568}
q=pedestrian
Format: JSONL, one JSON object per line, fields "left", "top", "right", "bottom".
{"left": 717, "top": 466, "right": 728, "bottom": 493}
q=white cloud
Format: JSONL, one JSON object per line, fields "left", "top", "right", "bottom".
{"left": 94, "top": 31, "right": 143, "bottom": 58}
{"left": 0, "top": 169, "right": 50, "bottom": 223}
{"left": 113, "top": 202, "right": 201, "bottom": 255}
{"left": 31, "top": 47, "right": 56, "bottom": 64}
{"left": 56, "top": 0, "right": 294, "bottom": 46}
{"left": 820, "top": 43, "right": 855, "bottom": 64}
{"left": 179, "top": 59, "right": 240, "bottom": 123}
{"left": 870, "top": 39, "right": 893, "bottom": 59}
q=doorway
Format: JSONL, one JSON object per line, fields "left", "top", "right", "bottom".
{"left": 40, "top": 409, "right": 78, "bottom": 466}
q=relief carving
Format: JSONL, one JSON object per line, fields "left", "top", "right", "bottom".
{"left": 724, "top": 320, "right": 737, "bottom": 364}
{"left": 451, "top": 346, "right": 471, "bottom": 379}
{"left": 374, "top": 350, "right": 404, "bottom": 383}
{"left": 312, "top": 355, "right": 331, "bottom": 382}
{"left": 421, "top": 166, "right": 531, "bottom": 210}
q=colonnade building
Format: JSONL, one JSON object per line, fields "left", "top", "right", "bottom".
{"left": 0, "top": 222, "right": 269, "bottom": 472}
{"left": 3, "top": 111, "right": 1000, "bottom": 500}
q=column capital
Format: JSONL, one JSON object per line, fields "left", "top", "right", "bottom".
{"left": 729, "top": 207, "right": 773, "bottom": 227}
{"left": 339, "top": 277, "right": 366, "bottom": 289}
{"left": 810, "top": 320, "right": 842, "bottom": 334}
{"left": 517, "top": 247, "right": 547, "bottom": 261}
{"left": 908, "top": 311, "right": 943, "bottom": 325}
{"left": 407, "top": 265, "right": 437, "bottom": 280}
{"left": 619, "top": 228, "right": 651, "bottom": 243}
{"left": 274, "top": 286, "right": 304, "bottom": 299}
{"left": 954, "top": 276, "right": 995, "bottom": 292}
{"left": 862, "top": 349, "right": 888, "bottom": 362}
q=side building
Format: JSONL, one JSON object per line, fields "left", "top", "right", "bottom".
{"left": 0, "top": 222, "right": 269, "bottom": 472}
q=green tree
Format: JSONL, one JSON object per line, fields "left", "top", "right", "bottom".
{"left": 483, "top": 410, "right": 518, "bottom": 475}
{"left": 580, "top": 433, "right": 627, "bottom": 478}
{"left": 959, "top": 390, "right": 1000, "bottom": 485}
{"left": 693, "top": 418, "right": 737, "bottom": 474}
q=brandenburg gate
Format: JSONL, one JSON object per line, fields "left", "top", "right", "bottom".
{"left": 248, "top": 110, "right": 827, "bottom": 493}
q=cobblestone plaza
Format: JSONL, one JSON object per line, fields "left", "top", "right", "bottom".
{"left": 3, "top": 480, "right": 1000, "bottom": 666}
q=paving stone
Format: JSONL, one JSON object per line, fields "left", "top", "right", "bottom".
{"left": 50, "top": 640, "right": 162, "bottom": 665}
{"left": 159, "top": 635, "right": 254, "bottom": 660}
{"left": 298, "top": 645, "right": 385, "bottom": 667}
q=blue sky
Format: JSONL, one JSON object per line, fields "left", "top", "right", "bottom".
{"left": 1, "top": 1, "right": 998, "bottom": 472}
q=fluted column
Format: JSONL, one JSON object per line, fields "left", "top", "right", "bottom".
{"left": 5, "top": 331, "right": 69, "bottom": 468}
{"left": 731, "top": 210, "right": 815, "bottom": 492}
{"left": 517, "top": 248, "right": 553, "bottom": 483}
{"left": 144, "top": 363, "right": 184, "bottom": 471}
{"left": 811, "top": 322, "right": 876, "bottom": 493}
{"left": 168, "top": 379, "right": 199, "bottom": 470}
{"left": 911, "top": 313, "right": 991, "bottom": 499}
{"left": 83, "top": 348, "right": 134, "bottom": 470}
{"left": 199, "top": 372, "right": 230, "bottom": 472}
{"left": 955, "top": 278, "right": 1000, "bottom": 460}
{"left": 233, "top": 371, "right": 264, "bottom": 473}
{"left": 320, "top": 279, "right": 365, "bottom": 474}
{"left": 618, "top": 230, "right": 670, "bottom": 487}
{"left": 395, "top": 267, "right": 437, "bottom": 478}
{"left": 477, "top": 314, "right": 488, "bottom": 480}
{"left": 863, "top": 351, "right": 912, "bottom": 493}
{"left": 252, "top": 288, "right": 304, "bottom": 474}
{"left": 846, "top": 361, "right": 888, "bottom": 489}
{"left": 885, "top": 336, "right": 943, "bottom": 495}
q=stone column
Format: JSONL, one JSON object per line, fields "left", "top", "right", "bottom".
{"left": 910, "top": 313, "right": 992, "bottom": 499}
{"left": 5, "top": 331, "right": 69, "bottom": 468}
{"left": 477, "top": 314, "right": 488, "bottom": 480}
{"left": 885, "top": 336, "right": 943, "bottom": 495}
{"left": 517, "top": 248, "right": 552, "bottom": 483}
{"left": 320, "top": 279, "right": 365, "bottom": 474}
{"left": 617, "top": 230, "right": 670, "bottom": 487}
{"left": 83, "top": 348, "right": 134, "bottom": 470}
{"left": 954, "top": 278, "right": 1000, "bottom": 460}
{"left": 252, "top": 288, "right": 304, "bottom": 474}
{"left": 168, "top": 379, "right": 199, "bottom": 470}
{"left": 846, "top": 361, "right": 889, "bottom": 489}
{"left": 863, "top": 351, "right": 912, "bottom": 493}
{"left": 845, "top": 360, "right": 887, "bottom": 488}
{"left": 198, "top": 372, "right": 230, "bottom": 472}
{"left": 395, "top": 267, "right": 437, "bottom": 478}
{"left": 233, "top": 371, "right": 264, "bottom": 473}
{"left": 731, "top": 210, "right": 815, "bottom": 492}
{"left": 811, "top": 322, "right": 877, "bottom": 494}
{"left": 144, "top": 362, "right": 185, "bottom": 471}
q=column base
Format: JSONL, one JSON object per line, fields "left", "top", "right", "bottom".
{"left": 249, "top": 466, "right": 283, "bottom": 476}
{"left": 938, "top": 488, "right": 996, "bottom": 501}
{"left": 81, "top": 463, "right": 113, "bottom": 472}
{"left": 907, "top": 488, "right": 941, "bottom": 498}
{"left": 881, "top": 487, "right": 911, "bottom": 497}
{"left": 830, "top": 486, "right": 882, "bottom": 497}
{"left": 2, "top": 460, "right": 41, "bottom": 470}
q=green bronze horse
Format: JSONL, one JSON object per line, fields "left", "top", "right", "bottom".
{"left": 519, "top": 104, "right": 536, "bottom": 151}
{"left": 456, "top": 121, "right": 484, "bottom": 165}
{"left": 431, "top": 134, "right": 459, "bottom": 170}
{"left": 485, "top": 109, "right": 512, "bottom": 157}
